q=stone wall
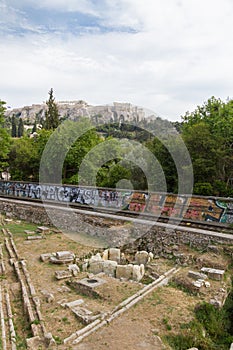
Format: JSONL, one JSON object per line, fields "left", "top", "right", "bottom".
{"left": 0, "top": 199, "right": 129, "bottom": 247}
{"left": 0, "top": 199, "right": 232, "bottom": 253}
{"left": 0, "top": 200, "right": 50, "bottom": 225}
{"left": 122, "top": 227, "right": 233, "bottom": 265}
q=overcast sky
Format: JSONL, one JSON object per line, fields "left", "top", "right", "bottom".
{"left": 1, "top": 0, "right": 233, "bottom": 121}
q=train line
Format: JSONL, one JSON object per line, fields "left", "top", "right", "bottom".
{"left": 1, "top": 195, "right": 233, "bottom": 241}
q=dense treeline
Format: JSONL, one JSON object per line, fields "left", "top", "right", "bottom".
{"left": 1, "top": 91, "right": 233, "bottom": 196}
{"left": 181, "top": 96, "right": 233, "bottom": 196}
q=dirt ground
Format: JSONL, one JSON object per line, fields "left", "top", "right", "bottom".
{"left": 0, "top": 217, "right": 232, "bottom": 350}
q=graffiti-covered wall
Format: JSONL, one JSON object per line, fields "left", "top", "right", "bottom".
{"left": 0, "top": 181, "right": 233, "bottom": 224}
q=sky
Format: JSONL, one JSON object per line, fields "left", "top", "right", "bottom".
{"left": 1, "top": 0, "right": 233, "bottom": 121}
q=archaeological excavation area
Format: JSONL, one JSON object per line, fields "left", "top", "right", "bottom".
{"left": 0, "top": 214, "right": 233, "bottom": 350}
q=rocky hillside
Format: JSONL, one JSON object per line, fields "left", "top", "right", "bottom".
{"left": 5, "top": 100, "right": 152, "bottom": 125}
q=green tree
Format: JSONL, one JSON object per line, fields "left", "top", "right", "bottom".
{"left": 0, "top": 100, "right": 10, "bottom": 172}
{"left": 8, "top": 128, "right": 53, "bottom": 181}
{"left": 182, "top": 122, "right": 219, "bottom": 184}
{"left": 97, "top": 162, "right": 131, "bottom": 188}
{"left": 8, "top": 137, "right": 39, "bottom": 180}
{"left": 44, "top": 88, "right": 59, "bottom": 130}
{"left": 63, "top": 120, "right": 102, "bottom": 183}
{"left": 32, "top": 120, "right": 37, "bottom": 134}
{"left": 11, "top": 115, "right": 17, "bottom": 137}
{"left": 17, "top": 118, "right": 24, "bottom": 137}
{"left": 146, "top": 137, "right": 178, "bottom": 193}
{"left": 181, "top": 96, "right": 233, "bottom": 195}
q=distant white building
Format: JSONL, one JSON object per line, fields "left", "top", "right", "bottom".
{"left": 1, "top": 170, "right": 11, "bottom": 180}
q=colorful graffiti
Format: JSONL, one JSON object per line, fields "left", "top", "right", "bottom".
{"left": 0, "top": 182, "right": 126, "bottom": 208}
{"left": 0, "top": 181, "right": 233, "bottom": 224}
{"left": 184, "top": 198, "right": 223, "bottom": 222}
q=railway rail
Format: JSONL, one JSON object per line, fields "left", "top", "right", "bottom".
{"left": 1, "top": 195, "right": 233, "bottom": 240}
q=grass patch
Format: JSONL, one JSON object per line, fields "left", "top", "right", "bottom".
{"left": 140, "top": 275, "right": 154, "bottom": 285}
{"left": 147, "top": 289, "right": 163, "bottom": 305}
{"left": 165, "top": 296, "right": 233, "bottom": 350}
{"left": 53, "top": 335, "right": 63, "bottom": 345}
{"left": 2, "top": 221, "right": 39, "bottom": 237}
{"left": 162, "top": 317, "right": 172, "bottom": 331}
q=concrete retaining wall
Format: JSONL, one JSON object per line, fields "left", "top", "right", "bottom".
{"left": 0, "top": 199, "right": 232, "bottom": 252}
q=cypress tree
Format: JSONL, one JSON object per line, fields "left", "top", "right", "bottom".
{"left": 32, "top": 119, "right": 37, "bottom": 133}
{"left": 44, "top": 88, "right": 59, "bottom": 130}
{"left": 17, "top": 118, "right": 24, "bottom": 137}
{"left": 0, "top": 100, "right": 10, "bottom": 170}
{"left": 11, "top": 115, "right": 17, "bottom": 137}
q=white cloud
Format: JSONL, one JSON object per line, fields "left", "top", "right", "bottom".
{"left": 1, "top": 0, "right": 233, "bottom": 120}
{"left": 7, "top": 0, "right": 100, "bottom": 16}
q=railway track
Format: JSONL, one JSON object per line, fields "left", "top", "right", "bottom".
{"left": 90, "top": 206, "right": 233, "bottom": 234}
{"left": 1, "top": 195, "right": 233, "bottom": 238}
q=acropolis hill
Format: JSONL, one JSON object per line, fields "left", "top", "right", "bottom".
{"left": 5, "top": 101, "right": 155, "bottom": 124}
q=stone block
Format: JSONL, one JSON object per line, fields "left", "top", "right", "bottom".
{"left": 140, "top": 264, "right": 145, "bottom": 276}
{"left": 27, "top": 235, "right": 42, "bottom": 240}
{"left": 46, "top": 294, "right": 54, "bottom": 303}
{"left": 148, "top": 252, "right": 154, "bottom": 262}
{"left": 132, "top": 264, "right": 144, "bottom": 282}
{"left": 41, "top": 289, "right": 54, "bottom": 303}
{"left": 31, "top": 323, "right": 40, "bottom": 337}
{"left": 120, "top": 252, "right": 127, "bottom": 264}
{"left": 71, "top": 277, "right": 106, "bottom": 298}
{"left": 24, "top": 230, "right": 35, "bottom": 235}
{"left": 63, "top": 299, "right": 84, "bottom": 309}
{"left": 57, "top": 285, "right": 71, "bottom": 293}
{"left": 70, "top": 306, "right": 102, "bottom": 325}
{"left": 89, "top": 253, "right": 102, "bottom": 262}
{"left": 116, "top": 264, "right": 133, "bottom": 280}
{"left": 40, "top": 253, "right": 53, "bottom": 262}
{"left": 56, "top": 251, "right": 75, "bottom": 260}
{"left": 4, "top": 218, "right": 13, "bottom": 223}
{"left": 192, "top": 279, "right": 205, "bottom": 288}
{"left": 102, "top": 249, "right": 109, "bottom": 260}
{"left": 68, "top": 264, "right": 80, "bottom": 276}
{"left": 78, "top": 277, "right": 106, "bottom": 289}
{"left": 55, "top": 270, "right": 72, "bottom": 280}
{"left": 109, "top": 248, "right": 121, "bottom": 263}
{"left": 82, "top": 262, "right": 88, "bottom": 272}
{"left": 37, "top": 226, "right": 50, "bottom": 234}
{"left": 201, "top": 267, "right": 225, "bottom": 281}
{"left": 188, "top": 270, "right": 208, "bottom": 280}
{"left": 44, "top": 333, "right": 56, "bottom": 348}
{"left": 50, "top": 251, "right": 75, "bottom": 264}
{"left": 102, "top": 260, "right": 117, "bottom": 277}
{"left": 50, "top": 256, "right": 73, "bottom": 264}
{"left": 26, "top": 336, "right": 41, "bottom": 350}
{"left": 135, "top": 251, "right": 149, "bottom": 265}
{"left": 88, "top": 261, "right": 104, "bottom": 274}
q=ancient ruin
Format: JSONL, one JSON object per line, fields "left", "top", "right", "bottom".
{"left": 5, "top": 101, "right": 149, "bottom": 125}
{"left": 0, "top": 212, "right": 233, "bottom": 349}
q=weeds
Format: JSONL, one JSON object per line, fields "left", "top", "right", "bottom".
{"left": 165, "top": 298, "right": 233, "bottom": 350}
